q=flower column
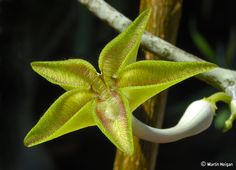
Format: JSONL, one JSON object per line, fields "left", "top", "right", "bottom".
{"left": 113, "top": 0, "right": 183, "bottom": 170}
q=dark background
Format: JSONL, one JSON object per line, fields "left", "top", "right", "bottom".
{"left": 1, "top": 0, "right": 236, "bottom": 170}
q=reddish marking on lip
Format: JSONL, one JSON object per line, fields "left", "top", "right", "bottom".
{"left": 96, "top": 91, "right": 126, "bottom": 128}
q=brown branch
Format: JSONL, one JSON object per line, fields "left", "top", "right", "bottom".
{"left": 113, "top": 0, "right": 182, "bottom": 170}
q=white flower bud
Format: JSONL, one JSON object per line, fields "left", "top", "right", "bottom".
{"left": 132, "top": 100, "right": 215, "bottom": 143}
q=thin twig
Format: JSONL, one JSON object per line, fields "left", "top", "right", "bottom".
{"left": 78, "top": 0, "right": 236, "bottom": 98}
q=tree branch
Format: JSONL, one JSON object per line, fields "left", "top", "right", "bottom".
{"left": 78, "top": 0, "right": 236, "bottom": 99}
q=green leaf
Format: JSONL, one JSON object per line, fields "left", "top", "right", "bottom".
{"left": 225, "top": 27, "right": 236, "bottom": 65}
{"left": 24, "top": 89, "right": 96, "bottom": 147}
{"left": 189, "top": 19, "right": 216, "bottom": 61}
{"left": 31, "top": 59, "right": 105, "bottom": 92}
{"left": 98, "top": 9, "right": 151, "bottom": 86}
{"left": 94, "top": 91, "right": 133, "bottom": 155}
{"left": 117, "top": 60, "right": 216, "bottom": 111}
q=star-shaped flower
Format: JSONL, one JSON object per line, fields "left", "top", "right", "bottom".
{"left": 24, "top": 10, "right": 215, "bottom": 155}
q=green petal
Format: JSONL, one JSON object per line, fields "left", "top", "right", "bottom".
{"left": 94, "top": 91, "right": 133, "bottom": 155}
{"left": 117, "top": 60, "right": 216, "bottom": 111}
{"left": 98, "top": 9, "right": 151, "bottom": 86}
{"left": 24, "top": 89, "right": 96, "bottom": 147}
{"left": 31, "top": 59, "right": 105, "bottom": 92}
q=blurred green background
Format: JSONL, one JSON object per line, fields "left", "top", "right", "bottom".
{"left": 1, "top": 0, "right": 236, "bottom": 170}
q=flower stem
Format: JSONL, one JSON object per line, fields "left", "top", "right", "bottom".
{"left": 206, "top": 92, "right": 231, "bottom": 105}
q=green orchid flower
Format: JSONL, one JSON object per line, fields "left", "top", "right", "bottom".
{"left": 24, "top": 10, "right": 216, "bottom": 155}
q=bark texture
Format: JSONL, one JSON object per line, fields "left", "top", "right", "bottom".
{"left": 113, "top": 1, "right": 183, "bottom": 170}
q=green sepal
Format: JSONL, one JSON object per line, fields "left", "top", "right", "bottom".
{"left": 31, "top": 59, "right": 105, "bottom": 92}
{"left": 24, "top": 89, "right": 96, "bottom": 147}
{"left": 117, "top": 60, "right": 216, "bottom": 111}
{"left": 98, "top": 9, "right": 151, "bottom": 86}
{"left": 93, "top": 91, "right": 133, "bottom": 155}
